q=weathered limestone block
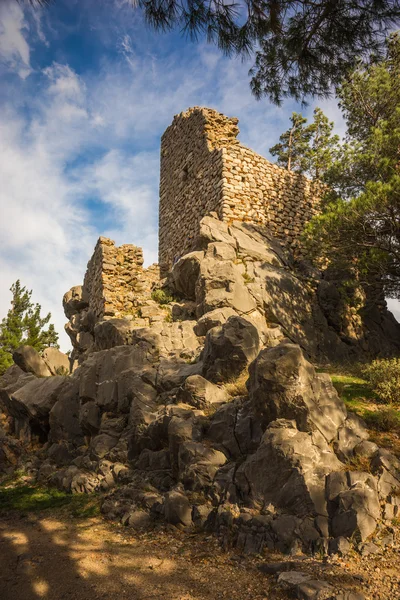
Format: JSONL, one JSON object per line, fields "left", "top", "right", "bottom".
{"left": 177, "top": 374, "right": 229, "bottom": 409}
{"left": 202, "top": 316, "right": 260, "bottom": 383}
{"left": 42, "top": 347, "right": 70, "bottom": 375}
{"left": 13, "top": 345, "right": 51, "bottom": 378}
{"left": 248, "top": 341, "right": 347, "bottom": 442}
{"left": 236, "top": 419, "right": 341, "bottom": 516}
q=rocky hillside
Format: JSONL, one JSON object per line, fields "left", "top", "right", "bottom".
{"left": 1, "top": 215, "right": 400, "bottom": 599}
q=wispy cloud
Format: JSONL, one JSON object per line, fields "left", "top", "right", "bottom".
{"left": 0, "top": 2, "right": 31, "bottom": 78}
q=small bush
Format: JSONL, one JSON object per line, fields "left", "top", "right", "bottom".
{"left": 362, "top": 358, "right": 400, "bottom": 405}
{"left": 55, "top": 366, "right": 70, "bottom": 376}
{"left": 363, "top": 408, "right": 400, "bottom": 433}
{"left": 242, "top": 272, "right": 255, "bottom": 284}
{"left": 151, "top": 289, "right": 174, "bottom": 305}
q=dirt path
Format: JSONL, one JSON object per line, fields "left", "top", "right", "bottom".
{"left": 0, "top": 514, "right": 286, "bottom": 600}
{"left": 2, "top": 512, "right": 400, "bottom": 599}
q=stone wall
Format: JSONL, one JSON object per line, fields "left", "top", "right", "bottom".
{"left": 82, "top": 237, "right": 158, "bottom": 321}
{"left": 159, "top": 106, "right": 322, "bottom": 274}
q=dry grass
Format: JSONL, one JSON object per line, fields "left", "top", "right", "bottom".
{"left": 224, "top": 370, "right": 249, "bottom": 397}
{"left": 345, "top": 454, "right": 373, "bottom": 473}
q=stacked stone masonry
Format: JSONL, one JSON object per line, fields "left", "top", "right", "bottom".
{"left": 82, "top": 237, "right": 159, "bottom": 321}
{"left": 159, "top": 106, "right": 323, "bottom": 274}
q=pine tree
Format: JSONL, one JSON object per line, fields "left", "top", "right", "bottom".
{"left": 305, "top": 33, "right": 400, "bottom": 299}
{"left": 269, "top": 113, "right": 311, "bottom": 173}
{"left": 0, "top": 280, "right": 59, "bottom": 375}
{"left": 305, "top": 108, "right": 340, "bottom": 180}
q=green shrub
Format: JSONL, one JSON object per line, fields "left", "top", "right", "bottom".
{"left": 55, "top": 366, "right": 70, "bottom": 376}
{"left": 362, "top": 358, "right": 400, "bottom": 405}
{"left": 242, "top": 272, "right": 255, "bottom": 284}
{"left": 363, "top": 408, "right": 400, "bottom": 433}
{"left": 151, "top": 289, "right": 174, "bottom": 305}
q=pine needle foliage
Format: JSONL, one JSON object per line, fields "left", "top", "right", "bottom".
{"left": 0, "top": 280, "right": 59, "bottom": 375}
{"left": 23, "top": 0, "right": 400, "bottom": 103}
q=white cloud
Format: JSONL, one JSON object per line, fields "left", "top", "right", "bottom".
{"left": 0, "top": 2, "right": 31, "bottom": 78}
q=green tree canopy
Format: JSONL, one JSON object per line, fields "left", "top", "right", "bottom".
{"left": 0, "top": 280, "right": 59, "bottom": 375}
{"left": 305, "top": 33, "right": 400, "bottom": 299}
{"left": 269, "top": 108, "right": 339, "bottom": 179}
{"left": 269, "top": 112, "right": 311, "bottom": 172}
{"left": 25, "top": 0, "right": 400, "bottom": 104}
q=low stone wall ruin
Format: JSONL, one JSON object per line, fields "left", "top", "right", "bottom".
{"left": 82, "top": 237, "right": 158, "bottom": 321}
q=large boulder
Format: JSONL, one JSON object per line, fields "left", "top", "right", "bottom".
{"left": 327, "top": 471, "right": 380, "bottom": 541}
{"left": 13, "top": 345, "right": 51, "bottom": 378}
{"left": 177, "top": 375, "right": 229, "bottom": 409}
{"left": 207, "top": 399, "right": 263, "bottom": 458}
{"left": 236, "top": 419, "right": 342, "bottom": 517}
{"left": 42, "top": 347, "right": 70, "bottom": 375}
{"left": 0, "top": 364, "right": 35, "bottom": 394}
{"left": 1, "top": 376, "right": 68, "bottom": 442}
{"left": 248, "top": 341, "right": 347, "bottom": 442}
{"left": 195, "top": 258, "right": 257, "bottom": 317}
{"left": 94, "top": 318, "right": 136, "bottom": 350}
{"left": 49, "top": 378, "right": 84, "bottom": 445}
{"left": 164, "top": 489, "right": 193, "bottom": 526}
{"left": 202, "top": 316, "right": 260, "bottom": 383}
{"left": 170, "top": 251, "right": 204, "bottom": 300}
{"left": 194, "top": 307, "right": 238, "bottom": 337}
{"left": 63, "top": 285, "right": 88, "bottom": 319}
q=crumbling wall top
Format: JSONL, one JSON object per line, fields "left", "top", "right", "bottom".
{"left": 163, "top": 106, "right": 240, "bottom": 150}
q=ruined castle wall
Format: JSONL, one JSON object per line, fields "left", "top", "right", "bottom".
{"left": 82, "top": 237, "right": 155, "bottom": 320}
{"left": 159, "top": 107, "right": 322, "bottom": 272}
{"left": 159, "top": 108, "right": 240, "bottom": 275}
{"left": 221, "top": 145, "right": 322, "bottom": 253}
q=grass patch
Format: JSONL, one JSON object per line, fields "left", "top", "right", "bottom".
{"left": 320, "top": 365, "right": 400, "bottom": 457}
{"left": 0, "top": 483, "right": 100, "bottom": 518}
{"left": 329, "top": 373, "right": 377, "bottom": 408}
{"left": 224, "top": 370, "right": 249, "bottom": 397}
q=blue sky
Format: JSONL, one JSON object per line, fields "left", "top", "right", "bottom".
{"left": 0, "top": 0, "right": 398, "bottom": 349}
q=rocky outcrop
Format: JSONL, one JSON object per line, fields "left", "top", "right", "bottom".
{"left": 13, "top": 345, "right": 52, "bottom": 378}
{"left": 1, "top": 214, "right": 400, "bottom": 561}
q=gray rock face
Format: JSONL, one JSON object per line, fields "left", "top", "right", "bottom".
{"left": 194, "top": 307, "right": 238, "bottom": 337}
{"left": 334, "top": 413, "right": 369, "bottom": 461}
{"left": 13, "top": 345, "right": 52, "bottom": 378}
{"left": 49, "top": 378, "right": 83, "bottom": 445}
{"left": 170, "top": 251, "right": 204, "bottom": 300}
{"left": 327, "top": 471, "right": 380, "bottom": 541}
{"left": 248, "top": 342, "right": 347, "bottom": 442}
{"left": 196, "top": 258, "right": 257, "bottom": 317}
{"left": 42, "top": 347, "right": 71, "bottom": 375}
{"left": 164, "top": 489, "right": 192, "bottom": 526}
{"left": 63, "top": 285, "right": 88, "bottom": 319}
{"left": 202, "top": 316, "right": 260, "bottom": 383}
{"left": 207, "top": 399, "right": 263, "bottom": 458}
{"left": 237, "top": 419, "right": 342, "bottom": 517}
{"left": 94, "top": 319, "right": 137, "bottom": 350}
{"left": 177, "top": 375, "right": 229, "bottom": 409}
{"left": 1, "top": 376, "right": 68, "bottom": 442}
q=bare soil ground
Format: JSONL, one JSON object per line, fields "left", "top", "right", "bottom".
{"left": 0, "top": 513, "right": 287, "bottom": 600}
{"left": 1, "top": 511, "right": 399, "bottom": 600}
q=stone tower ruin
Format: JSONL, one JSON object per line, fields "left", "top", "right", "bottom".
{"left": 159, "top": 107, "right": 322, "bottom": 274}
